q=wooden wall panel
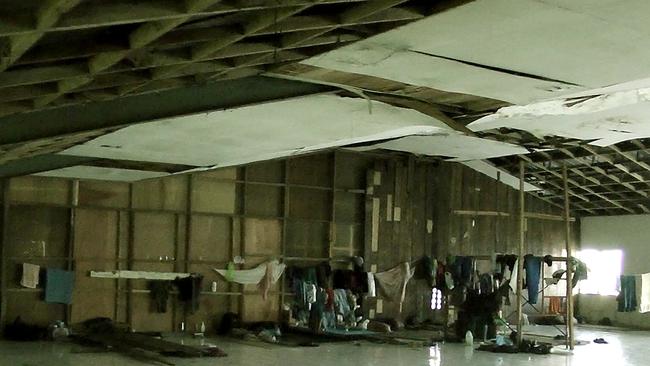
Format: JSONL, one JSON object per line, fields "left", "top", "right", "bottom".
{"left": 132, "top": 175, "right": 187, "bottom": 211}
{"left": 6, "top": 206, "right": 68, "bottom": 258}
{"left": 247, "top": 162, "right": 283, "bottom": 183}
{"left": 78, "top": 181, "right": 130, "bottom": 208}
{"left": 289, "top": 188, "right": 330, "bottom": 220}
{"left": 131, "top": 292, "right": 174, "bottom": 332}
{"left": 71, "top": 262, "right": 116, "bottom": 323}
{"left": 6, "top": 292, "right": 66, "bottom": 325}
{"left": 132, "top": 213, "right": 176, "bottom": 260}
{"left": 243, "top": 218, "right": 281, "bottom": 257}
{"left": 185, "top": 295, "right": 231, "bottom": 334}
{"left": 191, "top": 178, "right": 236, "bottom": 214}
{"left": 0, "top": 153, "right": 576, "bottom": 331}
{"left": 8, "top": 176, "right": 70, "bottom": 205}
{"left": 189, "top": 215, "right": 231, "bottom": 262}
{"left": 245, "top": 185, "right": 282, "bottom": 217}
{"left": 71, "top": 208, "right": 118, "bottom": 323}
{"left": 286, "top": 220, "right": 328, "bottom": 258}
{"left": 335, "top": 152, "right": 374, "bottom": 189}
{"left": 288, "top": 154, "right": 332, "bottom": 187}
{"left": 74, "top": 209, "right": 117, "bottom": 259}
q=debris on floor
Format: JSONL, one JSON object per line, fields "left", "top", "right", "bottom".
{"left": 478, "top": 338, "right": 553, "bottom": 355}
{"left": 71, "top": 318, "right": 226, "bottom": 365}
{"left": 4, "top": 317, "right": 48, "bottom": 342}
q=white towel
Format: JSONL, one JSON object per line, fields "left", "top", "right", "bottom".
{"left": 509, "top": 259, "right": 519, "bottom": 292}
{"left": 20, "top": 263, "right": 40, "bottom": 289}
{"left": 637, "top": 273, "right": 650, "bottom": 313}
{"left": 367, "top": 272, "right": 376, "bottom": 297}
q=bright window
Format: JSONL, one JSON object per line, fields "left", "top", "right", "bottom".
{"left": 576, "top": 249, "right": 622, "bottom": 296}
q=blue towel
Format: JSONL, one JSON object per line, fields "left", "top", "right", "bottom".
{"left": 45, "top": 269, "right": 75, "bottom": 304}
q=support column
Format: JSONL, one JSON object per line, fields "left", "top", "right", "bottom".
{"left": 562, "top": 164, "right": 575, "bottom": 349}
{"left": 516, "top": 160, "right": 525, "bottom": 345}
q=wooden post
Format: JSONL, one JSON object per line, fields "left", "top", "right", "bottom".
{"left": 562, "top": 164, "right": 575, "bottom": 349}
{"left": 516, "top": 160, "right": 525, "bottom": 345}
{"left": 0, "top": 180, "right": 9, "bottom": 332}
{"left": 66, "top": 179, "right": 79, "bottom": 323}
{"left": 126, "top": 183, "right": 135, "bottom": 329}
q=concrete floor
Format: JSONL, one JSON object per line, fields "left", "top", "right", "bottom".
{"left": 1, "top": 326, "right": 644, "bottom": 366}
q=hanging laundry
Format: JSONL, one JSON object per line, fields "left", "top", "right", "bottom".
{"left": 306, "top": 284, "right": 317, "bottom": 305}
{"left": 509, "top": 259, "right": 519, "bottom": 293}
{"left": 569, "top": 258, "right": 588, "bottom": 288}
{"left": 636, "top": 273, "right": 650, "bottom": 313}
{"left": 45, "top": 269, "right": 74, "bottom": 305}
{"left": 450, "top": 256, "right": 474, "bottom": 287}
{"left": 374, "top": 262, "right": 414, "bottom": 312}
{"left": 174, "top": 274, "right": 203, "bottom": 314}
{"left": 491, "top": 253, "right": 500, "bottom": 275}
{"left": 20, "top": 263, "right": 40, "bottom": 289}
{"left": 543, "top": 255, "right": 554, "bottom": 267}
{"left": 444, "top": 272, "right": 455, "bottom": 290}
{"left": 316, "top": 262, "right": 331, "bottom": 289}
{"left": 333, "top": 289, "right": 351, "bottom": 315}
{"left": 617, "top": 275, "right": 637, "bottom": 312}
{"left": 479, "top": 273, "right": 494, "bottom": 294}
{"left": 414, "top": 256, "right": 436, "bottom": 288}
{"left": 148, "top": 281, "right": 172, "bottom": 313}
{"left": 332, "top": 269, "right": 367, "bottom": 293}
{"left": 497, "top": 255, "right": 518, "bottom": 274}
{"left": 524, "top": 255, "right": 542, "bottom": 304}
{"left": 432, "top": 259, "right": 438, "bottom": 287}
{"left": 214, "top": 260, "right": 285, "bottom": 286}
{"left": 548, "top": 297, "right": 562, "bottom": 314}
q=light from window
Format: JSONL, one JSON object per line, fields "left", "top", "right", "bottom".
{"left": 576, "top": 249, "right": 622, "bottom": 296}
{"left": 431, "top": 288, "right": 443, "bottom": 310}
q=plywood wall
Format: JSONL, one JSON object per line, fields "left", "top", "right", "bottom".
{"left": 0, "top": 152, "right": 576, "bottom": 332}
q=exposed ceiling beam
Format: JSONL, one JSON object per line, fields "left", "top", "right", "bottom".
{"left": 32, "top": 0, "right": 225, "bottom": 108}
{"left": 0, "top": 76, "right": 333, "bottom": 162}
{"left": 14, "top": 10, "right": 415, "bottom": 67}
{"left": 0, "top": 0, "right": 369, "bottom": 37}
{"left": 0, "top": 0, "right": 82, "bottom": 72}
{"left": 119, "top": 0, "right": 325, "bottom": 97}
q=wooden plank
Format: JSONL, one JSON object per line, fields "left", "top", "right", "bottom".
{"left": 453, "top": 209, "right": 510, "bottom": 217}
{"left": 90, "top": 270, "right": 190, "bottom": 280}
{"left": 524, "top": 212, "right": 576, "bottom": 222}
{"left": 371, "top": 197, "right": 380, "bottom": 252}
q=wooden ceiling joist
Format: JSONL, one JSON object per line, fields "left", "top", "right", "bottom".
{"left": 0, "top": 0, "right": 435, "bottom": 114}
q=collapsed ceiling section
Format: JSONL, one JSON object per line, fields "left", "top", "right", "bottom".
{"left": 42, "top": 94, "right": 526, "bottom": 174}
{"left": 4, "top": 0, "right": 650, "bottom": 216}
{"left": 303, "top": 0, "right": 650, "bottom": 104}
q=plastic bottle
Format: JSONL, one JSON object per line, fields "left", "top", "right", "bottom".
{"left": 465, "top": 330, "right": 474, "bottom": 345}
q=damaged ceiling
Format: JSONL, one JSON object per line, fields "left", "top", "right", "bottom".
{"left": 3, "top": 0, "right": 650, "bottom": 216}
{"left": 0, "top": 0, "right": 439, "bottom": 116}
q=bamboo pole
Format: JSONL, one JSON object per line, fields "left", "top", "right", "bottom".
{"left": 562, "top": 164, "right": 575, "bottom": 349}
{"left": 516, "top": 160, "right": 525, "bottom": 345}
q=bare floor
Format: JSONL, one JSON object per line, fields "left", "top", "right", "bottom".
{"left": 0, "top": 326, "right": 643, "bottom": 366}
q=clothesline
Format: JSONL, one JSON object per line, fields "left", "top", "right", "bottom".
{"left": 456, "top": 255, "right": 570, "bottom": 262}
